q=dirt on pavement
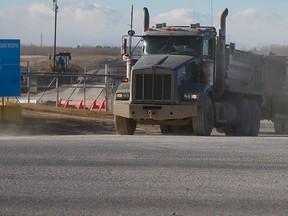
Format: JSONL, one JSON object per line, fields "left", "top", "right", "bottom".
{"left": 0, "top": 104, "right": 276, "bottom": 137}
{"left": 0, "top": 104, "right": 160, "bottom": 136}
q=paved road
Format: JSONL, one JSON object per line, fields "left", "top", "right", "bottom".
{"left": 1, "top": 135, "right": 288, "bottom": 216}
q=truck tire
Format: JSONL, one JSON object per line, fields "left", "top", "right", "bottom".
{"left": 285, "top": 121, "right": 288, "bottom": 134}
{"left": 224, "top": 99, "right": 251, "bottom": 136}
{"left": 223, "top": 125, "right": 236, "bottom": 136}
{"left": 115, "top": 115, "right": 137, "bottom": 135}
{"left": 192, "top": 96, "right": 214, "bottom": 136}
{"left": 249, "top": 100, "right": 261, "bottom": 136}
{"left": 274, "top": 120, "right": 285, "bottom": 135}
{"left": 160, "top": 125, "right": 172, "bottom": 135}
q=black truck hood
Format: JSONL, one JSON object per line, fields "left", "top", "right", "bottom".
{"left": 133, "top": 54, "right": 197, "bottom": 71}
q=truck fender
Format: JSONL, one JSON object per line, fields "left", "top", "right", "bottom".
{"left": 188, "top": 83, "right": 214, "bottom": 106}
{"left": 115, "top": 82, "right": 130, "bottom": 93}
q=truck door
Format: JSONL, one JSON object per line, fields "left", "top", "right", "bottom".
{"left": 201, "top": 39, "right": 215, "bottom": 85}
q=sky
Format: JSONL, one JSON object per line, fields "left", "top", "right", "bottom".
{"left": 1, "top": 0, "right": 288, "bottom": 50}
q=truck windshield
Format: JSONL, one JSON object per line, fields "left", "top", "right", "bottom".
{"left": 144, "top": 36, "right": 202, "bottom": 56}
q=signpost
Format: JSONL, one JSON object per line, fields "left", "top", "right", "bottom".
{"left": 0, "top": 39, "right": 21, "bottom": 120}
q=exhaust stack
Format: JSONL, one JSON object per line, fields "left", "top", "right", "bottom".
{"left": 142, "top": 7, "right": 150, "bottom": 33}
{"left": 215, "top": 8, "right": 229, "bottom": 99}
{"left": 219, "top": 8, "right": 228, "bottom": 40}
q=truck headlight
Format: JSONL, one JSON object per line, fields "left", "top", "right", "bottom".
{"left": 183, "top": 93, "right": 199, "bottom": 101}
{"left": 116, "top": 93, "right": 130, "bottom": 100}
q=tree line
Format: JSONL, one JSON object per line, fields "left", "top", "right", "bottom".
{"left": 249, "top": 44, "right": 288, "bottom": 56}
{"left": 21, "top": 45, "right": 121, "bottom": 56}
{"left": 21, "top": 44, "right": 288, "bottom": 57}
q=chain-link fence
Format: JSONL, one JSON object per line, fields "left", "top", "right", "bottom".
{"left": 18, "top": 65, "right": 125, "bottom": 112}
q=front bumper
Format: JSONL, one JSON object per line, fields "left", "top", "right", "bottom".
{"left": 113, "top": 102, "right": 197, "bottom": 121}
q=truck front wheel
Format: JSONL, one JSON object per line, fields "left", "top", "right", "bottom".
{"left": 115, "top": 115, "right": 137, "bottom": 135}
{"left": 192, "top": 96, "right": 214, "bottom": 136}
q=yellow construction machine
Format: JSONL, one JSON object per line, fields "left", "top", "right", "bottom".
{"left": 48, "top": 52, "right": 78, "bottom": 73}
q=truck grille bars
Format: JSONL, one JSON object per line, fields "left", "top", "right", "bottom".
{"left": 133, "top": 73, "right": 173, "bottom": 103}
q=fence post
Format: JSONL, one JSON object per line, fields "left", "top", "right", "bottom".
{"left": 111, "top": 81, "right": 115, "bottom": 112}
{"left": 56, "top": 73, "right": 59, "bottom": 107}
{"left": 83, "top": 68, "right": 87, "bottom": 108}
{"left": 27, "top": 61, "right": 31, "bottom": 104}
{"left": 105, "top": 64, "right": 109, "bottom": 112}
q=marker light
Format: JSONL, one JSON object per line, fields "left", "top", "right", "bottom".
{"left": 122, "top": 77, "right": 129, "bottom": 82}
{"left": 116, "top": 93, "right": 130, "bottom": 100}
{"left": 196, "top": 27, "right": 201, "bottom": 33}
{"left": 166, "top": 27, "right": 182, "bottom": 31}
{"left": 183, "top": 93, "right": 199, "bottom": 101}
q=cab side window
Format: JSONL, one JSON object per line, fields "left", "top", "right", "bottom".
{"left": 202, "top": 40, "right": 209, "bottom": 56}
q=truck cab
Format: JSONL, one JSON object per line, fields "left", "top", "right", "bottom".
{"left": 142, "top": 24, "right": 216, "bottom": 84}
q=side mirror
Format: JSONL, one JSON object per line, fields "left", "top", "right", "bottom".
{"left": 121, "top": 38, "right": 127, "bottom": 55}
{"left": 128, "top": 30, "right": 135, "bottom": 36}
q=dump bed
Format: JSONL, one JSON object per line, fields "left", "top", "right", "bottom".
{"left": 261, "top": 55, "right": 288, "bottom": 97}
{"left": 225, "top": 49, "right": 288, "bottom": 97}
{"left": 224, "top": 48, "right": 288, "bottom": 123}
{"left": 225, "top": 49, "right": 263, "bottom": 95}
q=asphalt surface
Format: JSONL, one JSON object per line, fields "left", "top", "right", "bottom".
{"left": 1, "top": 135, "right": 288, "bottom": 216}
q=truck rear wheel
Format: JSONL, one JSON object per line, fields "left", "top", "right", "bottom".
{"left": 274, "top": 120, "right": 285, "bottom": 135}
{"left": 115, "top": 115, "right": 137, "bottom": 135}
{"left": 192, "top": 96, "right": 214, "bottom": 136}
{"left": 285, "top": 121, "right": 288, "bottom": 134}
{"left": 249, "top": 100, "right": 261, "bottom": 136}
{"left": 223, "top": 125, "right": 236, "bottom": 136}
{"left": 224, "top": 99, "right": 251, "bottom": 136}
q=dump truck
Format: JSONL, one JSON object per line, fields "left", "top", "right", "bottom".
{"left": 113, "top": 7, "right": 288, "bottom": 136}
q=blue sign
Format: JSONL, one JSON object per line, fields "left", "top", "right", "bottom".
{"left": 0, "top": 39, "right": 21, "bottom": 97}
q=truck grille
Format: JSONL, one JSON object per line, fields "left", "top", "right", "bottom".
{"left": 134, "top": 74, "right": 173, "bottom": 102}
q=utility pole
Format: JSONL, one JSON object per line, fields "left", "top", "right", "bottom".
{"left": 40, "top": 32, "right": 43, "bottom": 47}
{"left": 52, "top": 0, "right": 58, "bottom": 72}
{"left": 128, "top": 5, "right": 133, "bottom": 55}
{"left": 211, "top": 0, "right": 214, "bottom": 26}
{"left": 52, "top": 0, "right": 59, "bottom": 107}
